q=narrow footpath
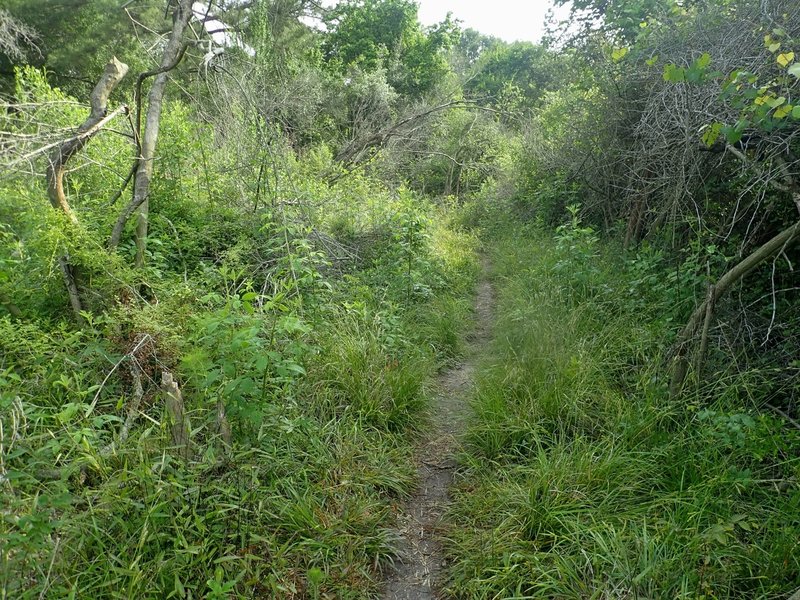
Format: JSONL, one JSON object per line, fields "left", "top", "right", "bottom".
{"left": 382, "top": 265, "right": 493, "bottom": 599}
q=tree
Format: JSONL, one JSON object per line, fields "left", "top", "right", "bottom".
{"left": 0, "top": 0, "right": 165, "bottom": 96}
{"left": 323, "top": 0, "right": 457, "bottom": 98}
{"left": 108, "top": 0, "right": 193, "bottom": 267}
{"left": 556, "top": 0, "right": 675, "bottom": 42}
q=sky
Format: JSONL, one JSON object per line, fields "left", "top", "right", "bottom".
{"left": 312, "top": 1, "right": 571, "bottom": 44}
{"left": 415, "top": 1, "right": 570, "bottom": 43}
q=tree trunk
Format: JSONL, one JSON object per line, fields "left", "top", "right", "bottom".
{"left": 124, "top": 0, "right": 192, "bottom": 266}
{"left": 45, "top": 57, "right": 129, "bottom": 323}
{"left": 669, "top": 220, "right": 800, "bottom": 397}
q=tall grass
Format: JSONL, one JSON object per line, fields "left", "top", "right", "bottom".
{"left": 0, "top": 184, "right": 479, "bottom": 598}
{"left": 445, "top": 215, "right": 800, "bottom": 599}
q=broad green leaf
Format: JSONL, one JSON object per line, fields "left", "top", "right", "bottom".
{"left": 611, "top": 47, "right": 629, "bottom": 62}
{"left": 765, "top": 34, "right": 780, "bottom": 52}
{"left": 695, "top": 53, "right": 711, "bottom": 69}
{"left": 663, "top": 63, "right": 685, "bottom": 82}
{"left": 774, "top": 104, "right": 792, "bottom": 119}
{"left": 701, "top": 122, "right": 722, "bottom": 147}
{"left": 792, "top": 105, "right": 800, "bottom": 119}
{"left": 723, "top": 126, "right": 742, "bottom": 145}
{"left": 788, "top": 63, "right": 800, "bottom": 78}
{"left": 777, "top": 52, "right": 794, "bottom": 67}
{"left": 766, "top": 96, "right": 786, "bottom": 108}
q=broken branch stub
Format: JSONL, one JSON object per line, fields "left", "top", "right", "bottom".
{"left": 161, "top": 371, "right": 192, "bottom": 461}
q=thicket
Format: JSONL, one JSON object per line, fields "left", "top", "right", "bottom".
{"left": 0, "top": 0, "right": 799, "bottom": 597}
{"left": 0, "top": 1, "right": 483, "bottom": 596}
{"left": 447, "top": 210, "right": 799, "bottom": 598}
{"left": 445, "top": 0, "right": 800, "bottom": 595}
{"left": 512, "top": 0, "right": 800, "bottom": 400}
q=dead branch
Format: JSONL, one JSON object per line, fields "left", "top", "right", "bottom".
{"left": 670, "top": 220, "right": 800, "bottom": 397}
{"left": 334, "top": 99, "right": 486, "bottom": 166}
{"left": 100, "top": 358, "right": 145, "bottom": 457}
{"left": 161, "top": 371, "right": 191, "bottom": 460}
{"left": 0, "top": 8, "right": 39, "bottom": 61}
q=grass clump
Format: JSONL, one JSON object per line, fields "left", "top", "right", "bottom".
{"left": 445, "top": 212, "right": 800, "bottom": 599}
{"left": 0, "top": 168, "right": 478, "bottom": 598}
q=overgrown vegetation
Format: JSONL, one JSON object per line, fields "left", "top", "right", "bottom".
{"left": 447, "top": 211, "right": 799, "bottom": 598}
{"left": 1, "top": 0, "right": 799, "bottom": 597}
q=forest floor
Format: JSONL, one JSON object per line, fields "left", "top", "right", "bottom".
{"left": 381, "top": 261, "right": 493, "bottom": 599}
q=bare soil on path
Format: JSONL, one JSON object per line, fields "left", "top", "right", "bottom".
{"left": 381, "top": 267, "right": 493, "bottom": 599}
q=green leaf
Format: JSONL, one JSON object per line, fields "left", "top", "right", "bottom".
{"left": 701, "top": 122, "right": 723, "bottom": 148}
{"left": 695, "top": 53, "right": 711, "bottom": 69}
{"left": 788, "top": 63, "right": 800, "bottom": 78}
{"left": 723, "top": 126, "right": 743, "bottom": 145}
{"left": 774, "top": 104, "right": 792, "bottom": 119}
{"left": 777, "top": 52, "right": 794, "bottom": 67}
{"left": 611, "top": 47, "right": 629, "bottom": 62}
{"left": 791, "top": 105, "right": 800, "bottom": 119}
{"left": 765, "top": 34, "right": 781, "bottom": 53}
{"left": 766, "top": 96, "right": 786, "bottom": 109}
{"left": 284, "top": 362, "right": 306, "bottom": 376}
{"left": 663, "top": 63, "right": 685, "bottom": 82}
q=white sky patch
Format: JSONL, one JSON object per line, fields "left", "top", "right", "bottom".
{"left": 418, "top": 0, "right": 570, "bottom": 42}
{"left": 312, "top": 0, "right": 570, "bottom": 43}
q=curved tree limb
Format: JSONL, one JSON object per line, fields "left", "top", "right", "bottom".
{"left": 669, "top": 220, "right": 800, "bottom": 397}
{"left": 43, "top": 57, "right": 128, "bottom": 324}
{"left": 46, "top": 57, "right": 129, "bottom": 222}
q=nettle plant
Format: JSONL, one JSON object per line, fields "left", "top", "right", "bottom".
{"left": 553, "top": 204, "right": 602, "bottom": 299}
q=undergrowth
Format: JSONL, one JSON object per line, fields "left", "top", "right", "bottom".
{"left": 0, "top": 111, "right": 479, "bottom": 598}
{"left": 445, "top": 209, "right": 800, "bottom": 599}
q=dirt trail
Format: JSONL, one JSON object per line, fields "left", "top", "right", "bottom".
{"left": 381, "top": 267, "right": 493, "bottom": 599}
